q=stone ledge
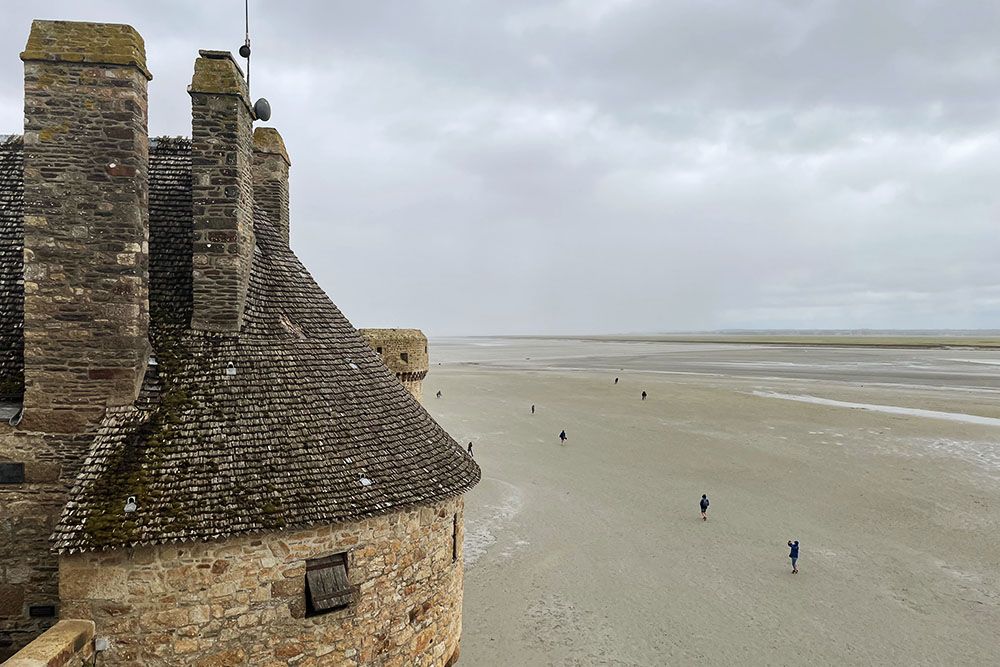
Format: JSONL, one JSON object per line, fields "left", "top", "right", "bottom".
{"left": 253, "top": 127, "right": 291, "bottom": 166}
{"left": 20, "top": 19, "right": 151, "bottom": 80}
{"left": 189, "top": 50, "right": 250, "bottom": 109}
{"left": 2, "top": 619, "right": 94, "bottom": 667}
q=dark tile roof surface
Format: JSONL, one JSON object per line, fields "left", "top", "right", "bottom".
{"left": 0, "top": 137, "right": 479, "bottom": 552}
{"left": 0, "top": 136, "right": 23, "bottom": 400}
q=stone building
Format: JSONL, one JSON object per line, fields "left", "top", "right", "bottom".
{"left": 0, "top": 19, "right": 479, "bottom": 666}
{"left": 359, "top": 329, "right": 429, "bottom": 402}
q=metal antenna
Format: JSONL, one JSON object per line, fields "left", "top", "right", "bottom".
{"left": 240, "top": 0, "right": 273, "bottom": 122}
{"left": 239, "top": 0, "right": 252, "bottom": 95}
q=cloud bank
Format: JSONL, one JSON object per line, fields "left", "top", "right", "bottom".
{"left": 1, "top": 1, "right": 997, "bottom": 334}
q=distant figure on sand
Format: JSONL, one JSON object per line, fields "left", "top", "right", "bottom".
{"left": 788, "top": 540, "right": 799, "bottom": 573}
{"left": 467, "top": 442, "right": 473, "bottom": 457}
{"left": 641, "top": 390, "right": 647, "bottom": 400}
{"left": 531, "top": 404, "right": 535, "bottom": 414}
{"left": 559, "top": 430, "right": 567, "bottom": 444}
{"left": 700, "top": 494, "right": 709, "bottom": 521}
{"left": 436, "top": 390, "right": 442, "bottom": 399}
{"left": 615, "top": 377, "right": 619, "bottom": 385}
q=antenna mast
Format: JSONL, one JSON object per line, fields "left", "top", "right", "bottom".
{"left": 239, "top": 0, "right": 252, "bottom": 95}
{"left": 239, "top": 0, "right": 272, "bottom": 122}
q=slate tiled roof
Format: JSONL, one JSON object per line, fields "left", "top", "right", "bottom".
{"left": 0, "top": 137, "right": 479, "bottom": 552}
{"left": 0, "top": 136, "right": 23, "bottom": 400}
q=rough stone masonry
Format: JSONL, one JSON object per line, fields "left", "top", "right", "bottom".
{"left": 1, "top": 18, "right": 479, "bottom": 665}
{"left": 2, "top": 20, "right": 153, "bottom": 658}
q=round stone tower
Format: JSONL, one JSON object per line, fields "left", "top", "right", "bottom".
{"left": 360, "top": 329, "right": 429, "bottom": 403}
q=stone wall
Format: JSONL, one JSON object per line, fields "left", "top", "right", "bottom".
{"left": 359, "top": 329, "right": 429, "bottom": 403}
{"left": 3, "top": 21, "right": 152, "bottom": 659}
{"left": 20, "top": 20, "right": 152, "bottom": 432}
{"left": 252, "top": 127, "right": 291, "bottom": 245}
{"left": 0, "top": 427, "right": 96, "bottom": 660}
{"left": 189, "top": 50, "right": 255, "bottom": 334}
{"left": 58, "top": 497, "right": 466, "bottom": 666}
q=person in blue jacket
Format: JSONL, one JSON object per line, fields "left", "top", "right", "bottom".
{"left": 788, "top": 540, "right": 800, "bottom": 573}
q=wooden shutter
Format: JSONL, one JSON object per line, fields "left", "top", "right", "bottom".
{"left": 306, "top": 553, "right": 352, "bottom": 612}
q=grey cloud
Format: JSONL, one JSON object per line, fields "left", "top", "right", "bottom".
{"left": 1, "top": 1, "right": 998, "bottom": 334}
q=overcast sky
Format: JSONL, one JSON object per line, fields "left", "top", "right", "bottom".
{"left": 2, "top": 1, "right": 999, "bottom": 335}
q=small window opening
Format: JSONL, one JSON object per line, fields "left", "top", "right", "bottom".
{"left": 400, "top": 352, "right": 409, "bottom": 363}
{"left": 28, "top": 605, "right": 56, "bottom": 618}
{"left": 452, "top": 514, "right": 459, "bottom": 563}
{"left": 305, "top": 553, "right": 352, "bottom": 615}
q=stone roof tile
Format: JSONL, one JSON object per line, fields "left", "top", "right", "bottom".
{"left": 0, "top": 137, "right": 479, "bottom": 553}
{"left": 0, "top": 136, "right": 23, "bottom": 400}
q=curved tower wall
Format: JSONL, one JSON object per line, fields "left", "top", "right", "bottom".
{"left": 360, "top": 329, "right": 429, "bottom": 403}
{"left": 58, "top": 497, "right": 466, "bottom": 666}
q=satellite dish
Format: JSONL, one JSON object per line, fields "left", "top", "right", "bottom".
{"left": 239, "top": 44, "right": 251, "bottom": 59}
{"left": 254, "top": 97, "right": 271, "bottom": 122}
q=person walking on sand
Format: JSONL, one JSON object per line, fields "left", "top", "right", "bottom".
{"left": 615, "top": 377, "right": 619, "bottom": 385}
{"left": 467, "top": 442, "right": 473, "bottom": 457}
{"left": 531, "top": 404, "right": 535, "bottom": 414}
{"left": 788, "top": 540, "right": 799, "bottom": 573}
{"left": 641, "top": 390, "right": 647, "bottom": 400}
{"left": 436, "top": 390, "right": 442, "bottom": 399}
{"left": 559, "top": 430, "right": 567, "bottom": 444}
{"left": 700, "top": 494, "right": 710, "bottom": 521}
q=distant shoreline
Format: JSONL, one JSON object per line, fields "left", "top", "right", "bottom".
{"left": 489, "top": 334, "right": 1000, "bottom": 350}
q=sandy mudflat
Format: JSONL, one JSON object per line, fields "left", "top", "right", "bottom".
{"left": 424, "top": 339, "right": 1000, "bottom": 666}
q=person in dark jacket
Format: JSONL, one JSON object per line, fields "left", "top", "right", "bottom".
{"left": 559, "top": 430, "right": 567, "bottom": 444}
{"left": 788, "top": 540, "right": 799, "bottom": 573}
{"left": 467, "top": 442, "right": 473, "bottom": 457}
{"left": 641, "top": 390, "right": 647, "bottom": 400}
{"left": 700, "top": 494, "right": 710, "bottom": 521}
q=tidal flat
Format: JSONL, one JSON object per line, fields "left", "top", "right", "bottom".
{"left": 426, "top": 338, "right": 1000, "bottom": 666}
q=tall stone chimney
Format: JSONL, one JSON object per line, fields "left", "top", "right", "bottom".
{"left": 19, "top": 20, "right": 152, "bottom": 432}
{"left": 189, "top": 50, "right": 254, "bottom": 333}
{"left": 252, "top": 127, "right": 291, "bottom": 244}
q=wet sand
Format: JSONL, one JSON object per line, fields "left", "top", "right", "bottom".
{"left": 425, "top": 339, "right": 1000, "bottom": 666}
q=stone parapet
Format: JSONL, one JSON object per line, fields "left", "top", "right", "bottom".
{"left": 3, "top": 619, "right": 95, "bottom": 667}
{"left": 58, "top": 498, "right": 466, "bottom": 665}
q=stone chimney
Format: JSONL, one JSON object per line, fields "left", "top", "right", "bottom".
{"left": 19, "top": 20, "right": 152, "bottom": 432}
{"left": 252, "top": 128, "right": 291, "bottom": 244}
{"left": 189, "top": 50, "right": 254, "bottom": 333}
